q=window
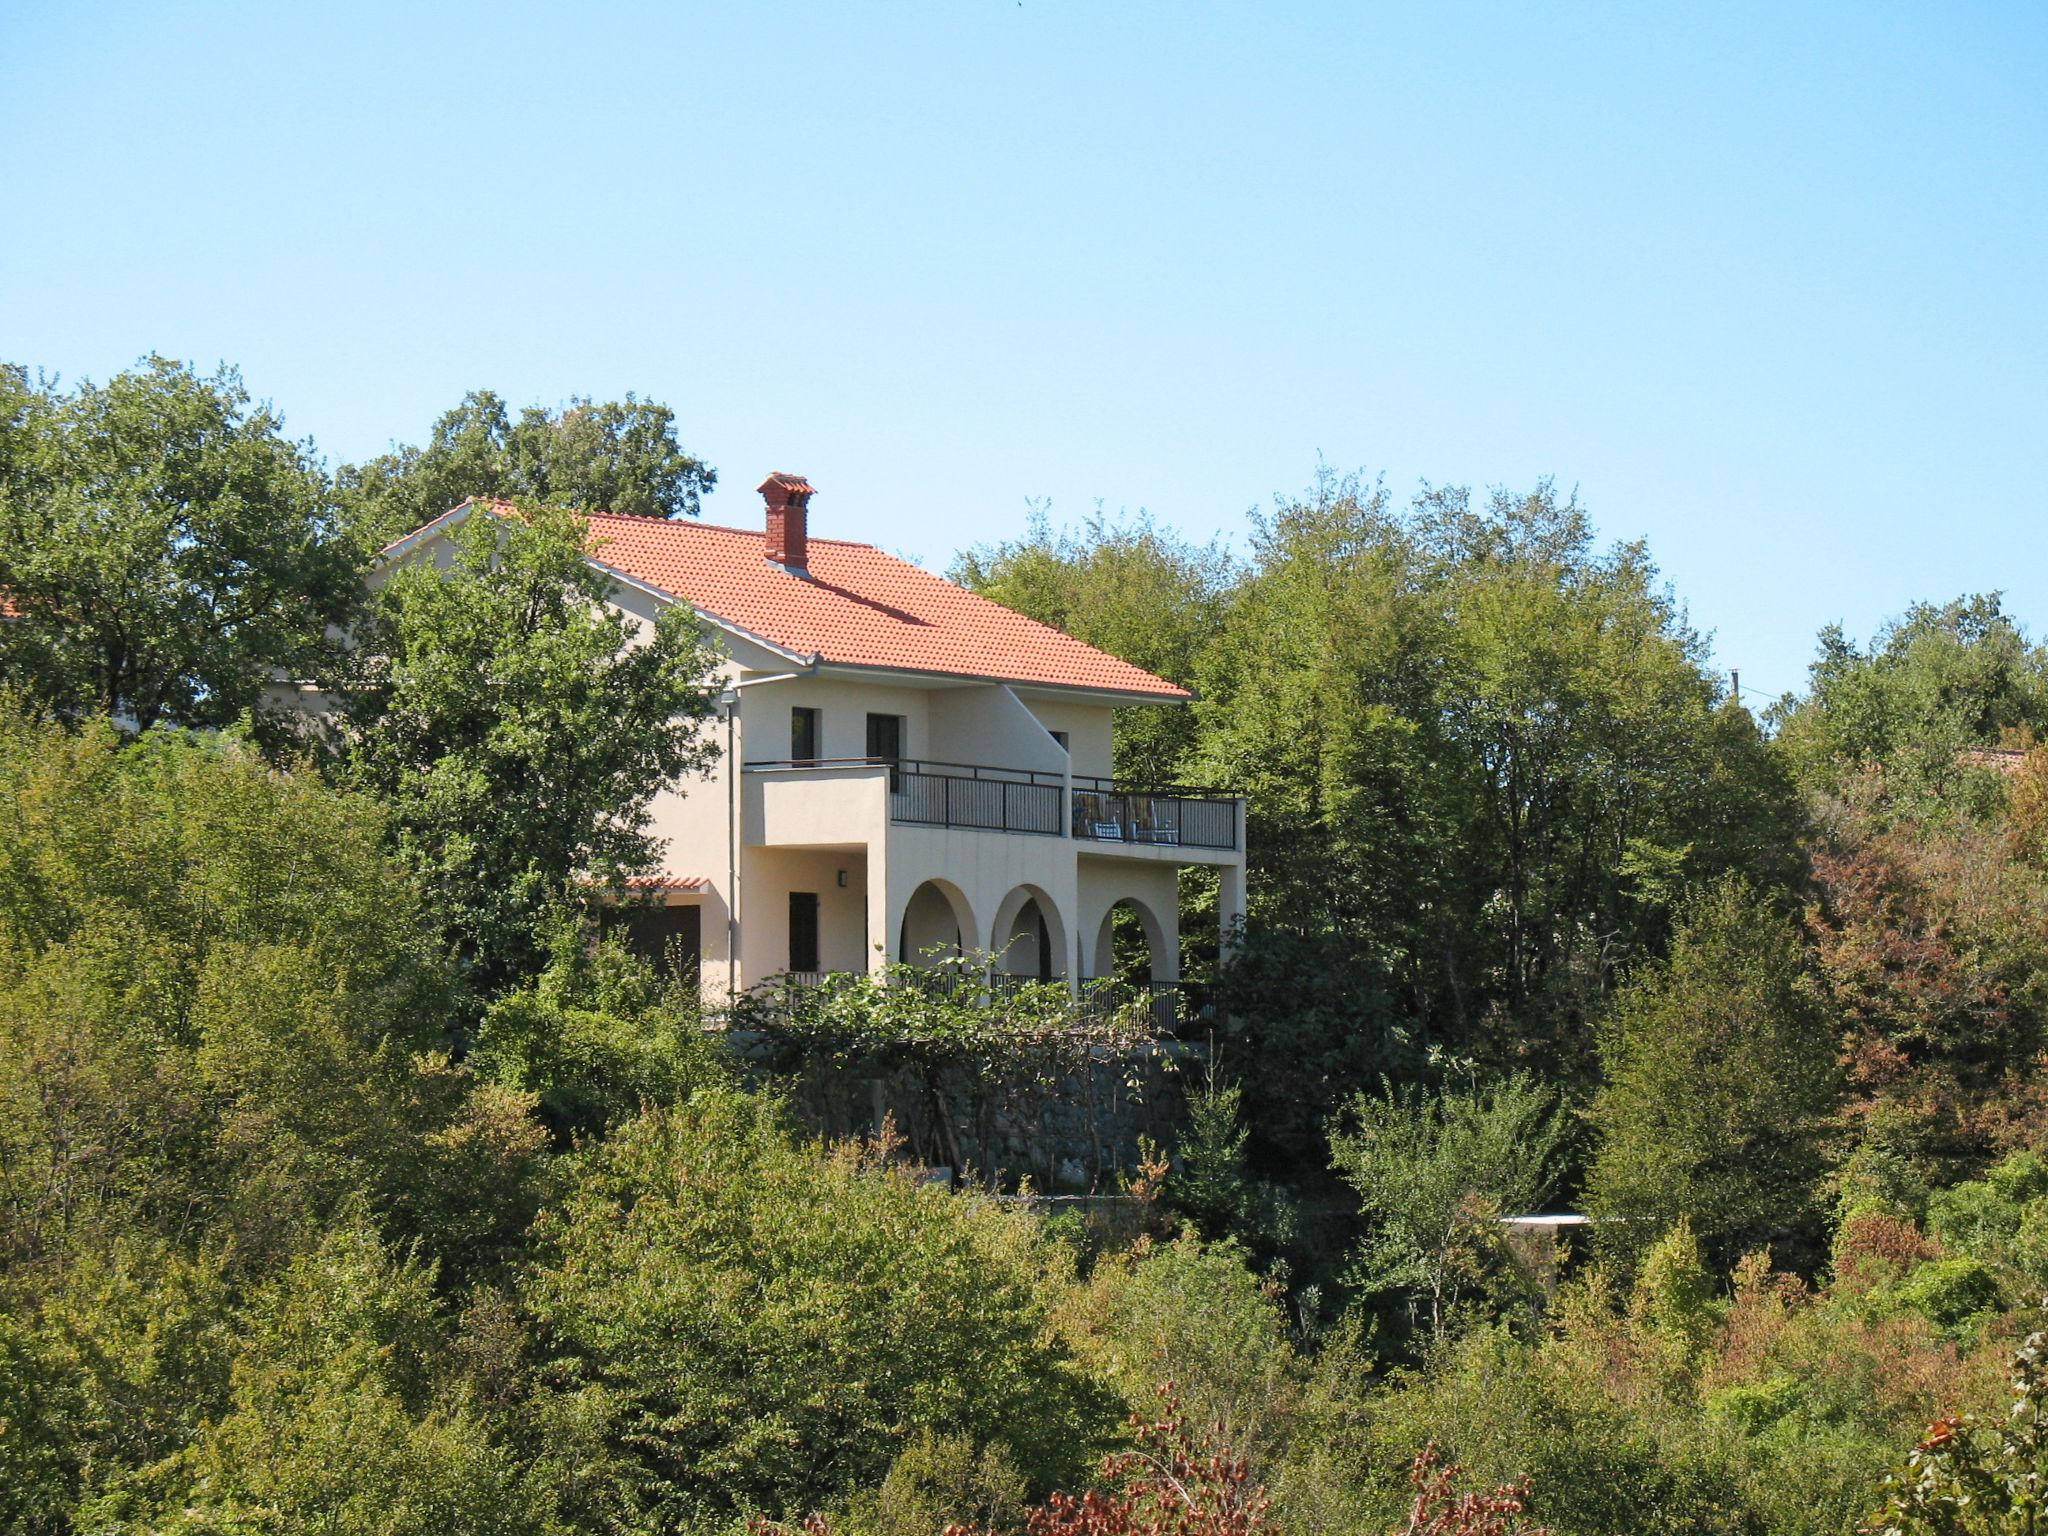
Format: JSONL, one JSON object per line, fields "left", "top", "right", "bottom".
{"left": 791, "top": 707, "right": 820, "bottom": 763}
{"left": 865, "top": 712, "right": 903, "bottom": 762}
{"left": 1048, "top": 730, "right": 1069, "bottom": 753}
{"left": 788, "top": 892, "right": 820, "bottom": 974}
{"left": 608, "top": 903, "right": 701, "bottom": 980}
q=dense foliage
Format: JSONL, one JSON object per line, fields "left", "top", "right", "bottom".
{"left": 8, "top": 356, "right": 2048, "bottom": 1533}
{"left": 338, "top": 388, "right": 716, "bottom": 549}
{"left": 0, "top": 359, "right": 357, "bottom": 732}
{"left": 337, "top": 499, "right": 719, "bottom": 994}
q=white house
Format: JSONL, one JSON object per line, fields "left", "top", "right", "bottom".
{"left": 375, "top": 473, "right": 1247, "bottom": 1009}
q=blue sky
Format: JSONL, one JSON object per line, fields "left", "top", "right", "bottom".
{"left": 4, "top": 1, "right": 2043, "bottom": 700}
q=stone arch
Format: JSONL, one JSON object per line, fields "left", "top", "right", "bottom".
{"left": 897, "top": 877, "right": 977, "bottom": 968}
{"left": 1091, "top": 894, "right": 1169, "bottom": 983}
{"left": 989, "top": 884, "right": 1069, "bottom": 982}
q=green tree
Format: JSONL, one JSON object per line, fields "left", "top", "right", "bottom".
{"left": 523, "top": 1090, "right": 1114, "bottom": 1526}
{"left": 1200, "top": 475, "right": 1798, "bottom": 1174}
{"left": 0, "top": 712, "right": 544, "bottom": 1278}
{"left": 338, "top": 388, "right": 715, "bottom": 549}
{"left": 339, "top": 501, "right": 719, "bottom": 996}
{"left": 952, "top": 508, "right": 1237, "bottom": 780}
{"left": 1586, "top": 876, "right": 1842, "bottom": 1268}
{"left": 1329, "top": 1072, "right": 1569, "bottom": 1335}
{"left": 0, "top": 357, "right": 358, "bottom": 732}
{"left": 1771, "top": 594, "right": 2048, "bottom": 819}
{"left": 72, "top": 1224, "right": 553, "bottom": 1536}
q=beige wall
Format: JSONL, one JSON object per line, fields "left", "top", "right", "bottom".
{"left": 739, "top": 847, "right": 875, "bottom": 978}
{"left": 1077, "top": 856, "right": 1182, "bottom": 982}
{"left": 1015, "top": 692, "right": 1116, "bottom": 779}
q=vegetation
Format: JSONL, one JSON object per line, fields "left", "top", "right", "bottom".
{"left": 337, "top": 387, "right": 716, "bottom": 549}
{"left": 335, "top": 498, "right": 719, "bottom": 995}
{"left": 7, "top": 354, "right": 2048, "bottom": 1533}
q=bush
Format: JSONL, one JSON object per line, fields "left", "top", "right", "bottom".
{"left": 472, "top": 922, "right": 718, "bottom": 1142}
{"left": 523, "top": 1090, "right": 1115, "bottom": 1525}
{"left": 1329, "top": 1073, "right": 1568, "bottom": 1337}
{"left": 1892, "top": 1257, "right": 2004, "bottom": 1339}
{"left": 0, "top": 716, "right": 542, "bottom": 1279}
{"left": 1058, "top": 1234, "right": 1300, "bottom": 1467}
{"left": 1587, "top": 877, "right": 1840, "bottom": 1271}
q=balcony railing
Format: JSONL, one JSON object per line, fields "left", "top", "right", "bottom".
{"left": 892, "top": 758, "right": 1064, "bottom": 835}
{"left": 1070, "top": 778, "right": 1240, "bottom": 851}
{"left": 743, "top": 758, "right": 1240, "bottom": 849}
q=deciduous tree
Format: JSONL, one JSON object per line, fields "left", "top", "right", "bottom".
{"left": 338, "top": 388, "right": 714, "bottom": 549}
{"left": 338, "top": 500, "right": 719, "bottom": 995}
{"left": 0, "top": 357, "right": 357, "bottom": 732}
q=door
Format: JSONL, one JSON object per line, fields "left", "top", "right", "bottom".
{"left": 791, "top": 707, "right": 820, "bottom": 763}
{"left": 866, "top": 713, "right": 904, "bottom": 790}
{"left": 788, "top": 891, "right": 820, "bottom": 975}
{"left": 865, "top": 713, "right": 903, "bottom": 762}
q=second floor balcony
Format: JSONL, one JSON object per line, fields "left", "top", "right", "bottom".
{"left": 742, "top": 756, "right": 1243, "bottom": 852}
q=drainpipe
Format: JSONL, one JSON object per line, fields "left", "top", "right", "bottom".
{"left": 718, "top": 665, "right": 816, "bottom": 996}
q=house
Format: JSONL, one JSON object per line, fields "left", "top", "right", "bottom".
{"left": 374, "top": 473, "right": 1247, "bottom": 1009}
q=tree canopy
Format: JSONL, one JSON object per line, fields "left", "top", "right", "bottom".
{"left": 337, "top": 389, "right": 715, "bottom": 550}
{"left": 0, "top": 358, "right": 358, "bottom": 732}
{"left": 337, "top": 501, "right": 719, "bottom": 995}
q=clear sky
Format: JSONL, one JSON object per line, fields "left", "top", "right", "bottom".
{"left": 4, "top": 1, "right": 2044, "bottom": 700}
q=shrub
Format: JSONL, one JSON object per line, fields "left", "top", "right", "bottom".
{"left": 1059, "top": 1234, "right": 1300, "bottom": 1467}
{"left": 1892, "top": 1258, "right": 2004, "bottom": 1339}
{"left": 524, "top": 1090, "right": 1115, "bottom": 1525}
{"left": 1330, "top": 1074, "right": 1568, "bottom": 1336}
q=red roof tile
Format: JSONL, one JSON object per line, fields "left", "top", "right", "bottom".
{"left": 623, "top": 873, "right": 709, "bottom": 893}
{"left": 384, "top": 500, "right": 1189, "bottom": 699}
{"left": 582, "top": 512, "right": 1189, "bottom": 699}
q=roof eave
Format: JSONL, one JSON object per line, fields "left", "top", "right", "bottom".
{"left": 816, "top": 658, "right": 1191, "bottom": 706}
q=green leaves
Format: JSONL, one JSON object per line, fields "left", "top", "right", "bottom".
{"left": 523, "top": 1090, "right": 1112, "bottom": 1525}
{"left": 339, "top": 501, "right": 719, "bottom": 994}
{"left": 336, "top": 389, "right": 716, "bottom": 551}
{"left": 1586, "top": 876, "right": 1843, "bottom": 1270}
{"left": 1329, "top": 1073, "right": 1569, "bottom": 1336}
{"left": 0, "top": 357, "right": 359, "bottom": 733}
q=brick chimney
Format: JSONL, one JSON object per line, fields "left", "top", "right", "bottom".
{"left": 758, "top": 472, "right": 815, "bottom": 573}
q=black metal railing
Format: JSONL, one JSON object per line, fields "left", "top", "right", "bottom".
{"left": 743, "top": 759, "right": 1240, "bottom": 848}
{"left": 1070, "top": 779, "right": 1240, "bottom": 851}
{"left": 892, "top": 758, "right": 1063, "bottom": 835}
{"left": 1079, "top": 977, "right": 1189, "bottom": 1036}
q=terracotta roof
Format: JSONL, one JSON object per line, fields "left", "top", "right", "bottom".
{"left": 385, "top": 500, "right": 1188, "bottom": 699}
{"left": 622, "top": 873, "right": 709, "bottom": 893}
{"left": 584, "top": 513, "right": 1187, "bottom": 697}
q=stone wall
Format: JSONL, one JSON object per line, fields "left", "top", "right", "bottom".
{"left": 718, "top": 1030, "right": 1202, "bottom": 1193}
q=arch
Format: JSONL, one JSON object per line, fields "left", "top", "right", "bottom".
{"left": 897, "top": 877, "right": 977, "bottom": 968}
{"left": 1091, "top": 894, "right": 1168, "bottom": 983}
{"left": 989, "top": 884, "right": 1069, "bottom": 982}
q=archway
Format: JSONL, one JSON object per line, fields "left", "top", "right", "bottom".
{"left": 897, "top": 877, "right": 977, "bottom": 968}
{"left": 1091, "top": 895, "right": 1168, "bottom": 984}
{"left": 989, "top": 884, "right": 1069, "bottom": 982}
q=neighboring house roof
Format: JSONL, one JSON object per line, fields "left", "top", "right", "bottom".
{"left": 385, "top": 499, "right": 1191, "bottom": 701}
{"left": 622, "top": 873, "right": 709, "bottom": 893}
{"left": 1959, "top": 747, "right": 2030, "bottom": 776}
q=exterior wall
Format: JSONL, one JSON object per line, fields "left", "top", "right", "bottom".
{"left": 927, "top": 684, "right": 1068, "bottom": 775}
{"left": 1076, "top": 857, "right": 1182, "bottom": 982}
{"left": 738, "top": 846, "right": 875, "bottom": 978}
{"left": 884, "top": 823, "right": 1079, "bottom": 980}
{"left": 743, "top": 674, "right": 935, "bottom": 763}
{"left": 1014, "top": 692, "right": 1116, "bottom": 779}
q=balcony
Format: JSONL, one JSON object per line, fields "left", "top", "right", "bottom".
{"left": 1071, "top": 778, "right": 1240, "bottom": 851}
{"left": 742, "top": 758, "right": 1241, "bottom": 851}
{"left": 892, "top": 759, "right": 1064, "bottom": 836}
